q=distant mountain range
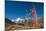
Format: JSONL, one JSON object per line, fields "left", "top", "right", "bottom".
{"left": 5, "top": 16, "right": 44, "bottom": 25}
{"left": 5, "top": 17, "right": 16, "bottom": 25}
{"left": 5, "top": 18, "right": 12, "bottom": 23}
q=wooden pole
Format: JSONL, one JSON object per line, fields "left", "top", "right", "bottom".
{"left": 32, "top": 8, "right": 38, "bottom": 27}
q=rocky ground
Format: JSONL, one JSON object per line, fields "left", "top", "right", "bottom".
{"left": 5, "top": 23, "right": 43, "bottom": 31}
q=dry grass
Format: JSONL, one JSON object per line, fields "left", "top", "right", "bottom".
{"left": 5, "top": 23, "right": 43, "bottom": 31}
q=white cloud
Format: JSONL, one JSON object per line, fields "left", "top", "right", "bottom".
{"left": 15, "top": 18, "right": 21, "bottom": 23}
{"left": 15, "top": 18, "right": 25, "bottom": 23}
{"left": 11, "top": 19, "right": 15, "bottom": 22}
{"left": 16, "top": 18, "right": 21, "bottom": 21}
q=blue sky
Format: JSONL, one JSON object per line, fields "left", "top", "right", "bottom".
{"left": 5, "top": 1, "right": 44, "bottom": 20}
